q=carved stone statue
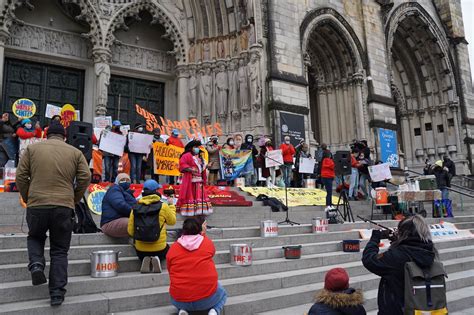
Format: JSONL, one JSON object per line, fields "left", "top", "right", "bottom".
{"left": 248, "top": 23, "right": 256, "bottom": 46}
{"left": 238, "top": 59, "right": 250, "bottom": 111}
{"left": 199, "top": 67, "right": 213, "bottom": 121}
{"left": 217, "top": 39, "right": 225, "bottom": 59}
{"left": 188, "top": 42, "right": 196, "bottom": 63}
{"left": 230, "top": 35, "right": 239, "bottom": 57}
{"left": 215, "top": 64, "right": 229, "bottom": 118}
{"left": 188, "top": 69, "right": 198, "bottom": 118}
{"left": 94, "top": 54, "right": 111, "bottom": 116}
{"left": 202, "top": 39, "right": 211, "bottom": 61}
{"left": 229, "top": 60, "right": 241, "bottom": 131}
{"left": 240, "top": 29, "right": 249, "bottom": 51}
{"left": 249, "top": 53, "right": 262, "bottom": 123}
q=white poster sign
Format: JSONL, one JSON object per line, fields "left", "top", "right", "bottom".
{"left": 368, "top": 163, "right": 392, "bottom": 182}
{"left": 94, "top": 116, "right": 112, "bottom": 129}
{"left": 99, "top": 130, "right": 126, "bottom": 156}
{"left": 128, "top": 132, "right": 154, "bottom": 154}
{"left": 45, "top": 104, "right": 61, "bottom": 118}
{"left": 299, "top": 157, "right": 316, "bottom": 174}
{"left": 265, "top": 149, "right": 284, "bottom": 168}
{"left": 19, "top": 138, "right": 45, "bottom": 160}
{"left": 120, "top": 125, "right": 130, "bottom": 135}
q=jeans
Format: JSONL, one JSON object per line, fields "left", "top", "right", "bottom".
{"left": 349, "top": 168, "right": 359, "bottom": 198}
{"left": 26, "top": 207, "right": 74, "bottom": 297}
{"left": 104, "top": 155, "right": 119, "bottom": 182}
{"left": 441, "top": 188, "right": 449, "bottom": 200}
{"left": 171, "top": 283, "right": 227, "bottom": 314}
{"left": 359, "top": 173, "right": 370, "bottom": 199}
{"left": 321, "top": 177, "right": 333, "bottom": 206}
{"left": 129, "top": 153, "right": 144, "bottom": 183}
{"left": 244, "top": 169, "right": 257, "bottom": 187}
{"left": 0, "top": 147, "right": 8, "bottom": 167}
{"left": 282, "top": 163, "right": 293, "bottom": 187}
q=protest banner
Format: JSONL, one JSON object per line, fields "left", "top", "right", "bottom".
{"left": 265, "top": 149, "right": 283, "bottom": 168}
{"left": 94, "top": 116, "right": 112, "bottom": 129}
{"left": 128, "top": 132, "right": 153, "bottom": 154}
{"left": 60, "top": 104, "right": 77, "bottom": 128}
{"left": 240, "top": 187, "right": 339, "bottom": 206}
{"left": 219, "top": 148, "right": 253, "bottom": 181}
{"left": 153, "top": 142, "right": 183, "bottom": 176}
{"left": 299, "top": 157, "right": 316, "bottom": 174}
{"left": 19, "top": 138, "right": 45, "bottom": 160}
{"left": 12, "top": 98, "right": 36, "bottom": 119}
{"left": 135, "top": 104, "right": 223, "bottom": 138}
{"left": 45, "top": 104, "right": 61, "bottom": 118}
{"left": 99, "top": 130, "right": 126, "bottom": 156}
{"left": 368, "top": 162, "right": 392, "bottom": 182}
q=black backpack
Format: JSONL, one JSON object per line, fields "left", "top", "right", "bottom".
{"left": 73, "top": 199, "right": 101, "bottom": 234}
{"left": 133, "top": 202, "right": 163, "bottom": 242}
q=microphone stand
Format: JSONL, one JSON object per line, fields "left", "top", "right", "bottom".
{"left": 264, "top": 154, "right": 300, "bottom": 226}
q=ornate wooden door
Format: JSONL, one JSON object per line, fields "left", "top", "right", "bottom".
{"left": 2, "top": 58, "right": 84, "bottom": 124}
{"left": 108, "top": 75, "right": 165, "bottom": 127}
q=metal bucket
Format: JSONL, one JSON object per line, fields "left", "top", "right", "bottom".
{"left": 260, "top": 220, "right": 278, "bottom": 237}
{"left": 312, "top": 218, "right": 329, "bottom": 234}
{"left": 90, "top": 250, "right": 120, "bottom": 278}
{"left": 304, "top": 179, "right": 316, "bottom": 188}
{"left": 230, "top": 244, "right": 252, "bottom": 266}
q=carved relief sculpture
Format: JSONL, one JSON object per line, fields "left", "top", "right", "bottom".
{"left": 228, "top": 59, "right": 241, "bottom": 131}
{"left": 188, "top": 41, "right": 196, "bottom": 63}
{"left": 230, "top": 34, "right": 239, "bottom": 57}
{"left": 217, "top": 38, "right": 225, "bottom": 59}
{"left": 199, "top": 67, "right": 213, "bottom": 123}
{"left": 94, "top": 54, "right": 111, "bottom": 116}
{"left": 188, "top": 68, "right": 198, "bottom": 118}
{"left": 202, "top": 39, "right": 211, "bottom": 61}
{"left": 248, "top": 23, "right": 256, "bottom": 46}
{"left": 238, "top": 59, "right": 250, "bottom": 111}
{"left": 240, "top": 29, "right": 249, "bottom": 51}
{"left": 249, "top": 53, "right": 262, "bottom": 124}
{"left": 215, "top": 64, "right": 229, "bottom": 118}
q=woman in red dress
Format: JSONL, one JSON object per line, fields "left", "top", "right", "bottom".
{"left": 177, "top": 140, "right": 213, "bottom": 217}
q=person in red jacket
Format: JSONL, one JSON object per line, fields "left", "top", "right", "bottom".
{"left": 167, "top": 218, "right": 227, "bottom": 315}
{"left": 279, "top": 136, "right": 296, "bottom": 187}
{"left": 16, "top": 119, "right": 42, "bottom": 139}
{"left": 320, "top": 150, "right": 335, "bottom": 211}
{"left": 348, "top": 149, "right": 361, "bottom": 200}
{"left": 166, "top": 129, "right": 184, "bottom": 185}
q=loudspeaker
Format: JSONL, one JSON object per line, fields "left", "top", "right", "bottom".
{"left": 334, "top": 150, "right": 351, "bottom": 176}
{"left": 67, "top": 121, "right": 93, "bottom": 161}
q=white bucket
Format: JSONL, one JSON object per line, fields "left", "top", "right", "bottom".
{"left": 90, "top": 250, "right": 120, "bottom": 278}
{"left": 230, "top": 244, "right": 252, "bottom": 266}
{"left": 304, "top": 179, "right": 316, "bottom": 188}
{"left": 312, "top": 218, "right": 329, "bottom": 234}
{"left": 234, "top": 177, "right": 245, "bottom": 187}
{"left": 260, "top": 220, "right": 278, "bottom": 237}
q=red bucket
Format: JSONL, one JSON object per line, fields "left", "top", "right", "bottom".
{"left": 282, "top": 245, "right": 302, "bottom": 259}
{"left": 375, "top": 187, "right": 389, "bottom": 205}
{"left": 342, "top": 240, "right": 360, "bottom": 252}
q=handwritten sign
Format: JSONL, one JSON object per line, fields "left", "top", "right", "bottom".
{"left": 128, "top": 132, "right": 154, "bottom": 154}
{"left": 19, "top": 138, "right": 45, "bottom": 160}
{"left": 153, "top": 142, "right": 183, "bottom": 176}
{"left": 94, "top": 116, "right": 112, "bottom": 129}
{"left": 60, "top": 104, "right": 77, "bottom": 128}
{"left": 265, "top": 149, "right": 284, "bottom": 168}
{"left": 12, "top": 98, "right": 36, "bottom": 119}
{"left": 99, "top": 130, "right": 126, "bottom": 156}
{"left": 368, "top": 163, "right": 392, "bottom": 182}
{"left": 299, "top": 157, "right": 316, "bottom": 174}
{"left": 45, "top": 104, "right": 61, "bottom": 118}
{"left": 87, "top": 189, "right": 107, "bottom": 215}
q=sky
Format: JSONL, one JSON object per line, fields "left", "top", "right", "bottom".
{"left": 461, "top": 0, "right": 474, "bottom": 81}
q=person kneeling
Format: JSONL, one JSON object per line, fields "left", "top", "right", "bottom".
{"left": 167, "top": 218, "right": 227, "bottom": 315}
{"left": 128, "top": 179, "right": 176, "bottom": 273}
{"left": 308, "top": 268, "right": 366, "bottom": 315}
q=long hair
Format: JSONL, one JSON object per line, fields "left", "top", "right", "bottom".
{"left": 391, "top": 215, "right": 432, "bottom": 247}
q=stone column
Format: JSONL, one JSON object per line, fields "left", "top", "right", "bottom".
{"left": 450, "top": 102, "right": 462, "bottom": 158}
{"left": 93, "top": 49, "right": 112, "bottom": 116}
{"left": 353, "top": 72, "right": 366, "bottom": 140}
{"left": 439, "top": 105, "right": 449, "bottom": 147}
{"left": 428, "top": 107, "right": 438, "bottom": 154}
{"left": 342, "top": 79, "right": 352, "bottom": 141}
{"left": 176, "top": 65, "right": 189, "bottom": 121}
{"left": 318, "top": 84, "right": 329, "bottom": 143}
{"left": 399, "top": 111, "right": 413, "bottom": 162}
{"left": 0, "top": 30, "right": 10, "bottom": 100}
{"left": 326, "top": 84, "right": 337, "bottom": 145}
{"left": 407, "top": 110, "right": 418, "bottom": 163}
{"left": 335, "top": 82, "right": 345, "bottom": 144}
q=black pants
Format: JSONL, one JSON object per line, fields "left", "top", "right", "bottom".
{"left": 26, "top": 207, "right": 74, "bottom": 297}
{"left": 136, "top": 244, "right": 170, "bottom": 262}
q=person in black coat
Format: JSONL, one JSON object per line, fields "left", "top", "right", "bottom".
{"left": 442, "top": 155, "right": 455, "bottom": 179}
{"left": 240, "top": 134, "right": 259, "bottom": 186}
{"left": 362, "top": 215, "right": 436, "bottom": 315}
{"left": 431, "top": 160, "right": 451, "bottom": 200}
{"left": 308, "top": 268, "right": 366, "bottom": 315}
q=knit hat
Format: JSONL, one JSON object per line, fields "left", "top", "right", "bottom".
{"left": 115, "top": 173, "right": 130, "bottom": 185}
{"left": 143, "top": 179, "right": 161, "bottom": 191}
{"left": 324, "top": 268, "right": 349, "bottom": 291}
{"left": 47, "top": 122, "right": 66, "bottom": 136}
{"left": 21, "top": 118, "right": 32, "bottom": 126}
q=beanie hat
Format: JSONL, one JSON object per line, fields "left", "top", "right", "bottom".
{"left": 21, "top": 118, "right": 32, "bottom": 126}
{"left": 435, "top": 160, "right": 443, "bottom": 168}
{"left": 143, "top": 179, "right": 161, "bottom": 192}
{"left": 115, "top": 173, "right": 130, "bottom": 185}
{"left": 47, "top": 122, "right": 66, "bottom": 136}
{"left": 324, "top": 268, "right": 349, "bottom": 291}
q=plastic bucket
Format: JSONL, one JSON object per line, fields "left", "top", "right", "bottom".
{"left": 342, "top": 240, "right": 360, "bottom": 252}
{"left": 230, "top": 244, "right": 252, "bottom": 266}
{"left": 282, "top": 245, "right": 302, "bottom": 259}
{"left": 90, "top": 250, "right": 120, "bottom": 278}
{"left": 312, "top": 218, "right": 329, "bottom": 234}
{"left": 260, "top": 220, "right": 278, "bottom": 237}
{"left": 304, "top": 179, "right": 315, "bottom": 188}
{"left": 375, "top": 187, "right": 389, "bottom": 205}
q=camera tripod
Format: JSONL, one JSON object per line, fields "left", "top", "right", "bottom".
{"left": 335, "top": 176, "right": 355, "bottom": 223}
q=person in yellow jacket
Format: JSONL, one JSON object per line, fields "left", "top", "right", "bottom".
{"left": 128, "top": 179, "right": 176, "bottom": 273}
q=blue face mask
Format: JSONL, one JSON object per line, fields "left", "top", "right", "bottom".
{"left": 119, "top": 182, "right": 130, "bottom": 191}
{"left": 193, "top": 147, "right": 200, "bottom": 155}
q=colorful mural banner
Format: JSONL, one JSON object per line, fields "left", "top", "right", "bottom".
{"left": 12, "top": 98, "right": 36, "bottom": 119}
{"left": 379, "top": 128, "right": 399, "bottom": 167}
{"left": 135, "top": 104, "right": 223, "bottom": 138}
{"left": 240, "top": 187, "right": 340, "bottom": 207}
{"left": 219, "top": 148, "right": 253, "bottom": 181}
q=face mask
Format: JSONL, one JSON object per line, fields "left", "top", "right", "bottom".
{"left": 119, "top": 182, "right": 130, "bottom": 191}
{"left": 172, "top": 133, "right": 178, "bottom": 138}
{"left": 193, "top": 147, "right": 200, "bottom": 155}
{"left": 246, "top": 138, "right": 252, "bottom": 143}
{"left": 285, "top": 140, "right": 290, "bottom": 144}
{"left": 229, "top": 141, "right": 235, "bottom": 146}
{"left": 25, "top": 124, "right": 32, "bottom": 129}
{"left": 212, "top": 139, "right": 218, "bottom": 144}
{"left": 137, "top": 127, "right": 144, "bottom": 132}
{"left": 235, "top": 140, "right": 242, "bottom": 145}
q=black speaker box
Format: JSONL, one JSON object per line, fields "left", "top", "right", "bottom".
{"left": 334, "top": 150, "right": 351, "bottom": 176}
{"left": 67, "top": 121, "right": 93, "bottom": 161}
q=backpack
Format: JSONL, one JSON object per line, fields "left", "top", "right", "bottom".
{"left": 73, "top": 199, "right": 101, "bottom": 234}
{"left": 132, "top": 202, "right": 163, "bottom": 242}
{"left": 404, "top": 261, "right": 448, "bottom": 314}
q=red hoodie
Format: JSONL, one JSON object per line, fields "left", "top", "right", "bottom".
{"left": 16, "top": 127, "right": 42, "bottom": 140}
{"left": 167, "top": 235, "right": 218, "bottom": 302}
{"left": 321, "top": 157, "right": 335, "bottom": 179}
{"left": 280, "top": 143, "right": 296, "bottom": 163}
{"left": 167, "top": 136, "right": 184, "bottom": 148}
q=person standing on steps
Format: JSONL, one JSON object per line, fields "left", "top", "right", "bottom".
{"left": 16, "top": 122, "right": 91, "bottom": 306}
{"left": 280, "top": 136, "right": 296, "bottom": 187}
{"left": 320, "top": 150, "right": 335, "bottom": 211}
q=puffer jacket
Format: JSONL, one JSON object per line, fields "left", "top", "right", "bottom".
{"left": 308, "top": 288, "right": 366, "bottom": 315}
{"left": 100, "top": 184, "right": 137, "bottom": 226}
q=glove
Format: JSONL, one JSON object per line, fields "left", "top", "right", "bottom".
{"left": 371, "top": 229, "right": 391, "bottom": 240}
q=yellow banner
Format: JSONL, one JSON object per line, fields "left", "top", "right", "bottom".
{"left": 240, "top": 187, "right": 340, "bottom": 207}
{"left": 153, "top": 142, "right": 208, "bottom": 176}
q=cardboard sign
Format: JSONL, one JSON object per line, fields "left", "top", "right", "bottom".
{"left": 87, "top": 189, "right": 107, "bottom": 215}
{"left": 60, "top": 104, "right": 77, "bottom": 128}
{"left": 94, "top": 116, "right": 112, "bottom": 129}
{"left": 19, "top": 138, "right": 45, "bottom": 160}
{"left": 153, "top": 142, "right": 183, "bottom": 176}
{"left": 45, "top": 104, "right": 61, "bottom": 118}
{"left": 120, "top": 125, "right": 130, "bottom": 135}
{"left": 265, "top": 149, "right": 283, "bottom": 168}
{"left": 128, "top": 132, "right": 154, "bottom": 154}
{"left": 12, "top": 98, "right": 36, "bottom": 119}
{"left": 99, "top": 130, "right": 126, "bottom": 156}
{"left": 299, "top": 157, "right": 316, "bottom": 174}
{"left": 368, "top": 163, "right": 392, "bottom": 182}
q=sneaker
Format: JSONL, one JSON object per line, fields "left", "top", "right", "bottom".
{"left": 140, "top": 256, "right": 152, "bottom": 273}
{"left": 151, "top": 256, "right": 162, "bottom": 273}
{"left": 324, "top": 206, "right": 331, "bottom": 212}
{"left": 50, "top": 295, "right": 64, "bottom": 306}
{"left": 178, "top": 310, "right": 189, "bottom": 315}
{"left": 208, "top": 309, "right": 218, "bottom": 315}
{"left": 30, "top": 264, "right": 47, "bottom": 286}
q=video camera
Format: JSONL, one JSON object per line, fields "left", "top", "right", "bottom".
{"left": 350, "top": 139, "right": 366, "bottom": 152}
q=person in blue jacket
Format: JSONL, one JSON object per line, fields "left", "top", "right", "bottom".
{"left": 101, "top": 173, "right": 137, "bottom": 237}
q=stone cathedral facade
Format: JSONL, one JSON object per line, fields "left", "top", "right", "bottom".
{"left": 0, "top": 0, "right": 473, "bottom": 173}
